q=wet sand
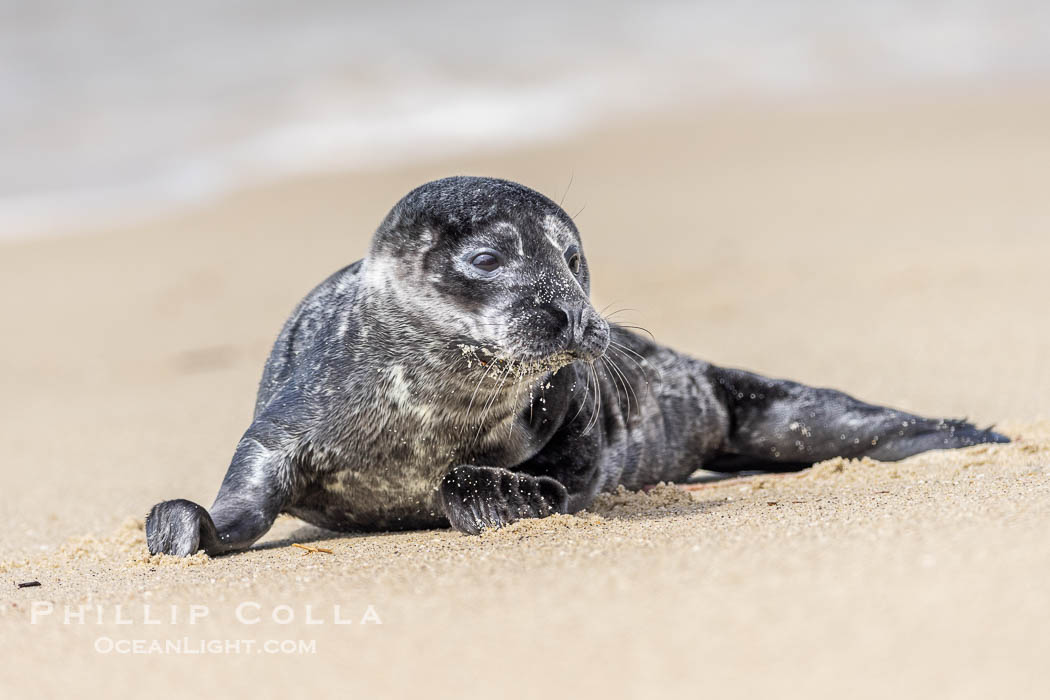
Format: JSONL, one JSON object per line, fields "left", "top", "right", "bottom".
{"left": 2, "top": 90, "right": 1050, "bottom": 698}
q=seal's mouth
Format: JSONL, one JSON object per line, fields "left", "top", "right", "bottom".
{"left": 457, "top": 344, "right": 579, "bottom": 381}
{"left": 564, "top": 335, "right": 610, "bottom": 364}
{"left": 507, "top": 351, "right": 577, "bottom": 376}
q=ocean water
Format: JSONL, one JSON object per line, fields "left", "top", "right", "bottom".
{"left": 2, "top": 0, "right": 1049, "bottom": 238}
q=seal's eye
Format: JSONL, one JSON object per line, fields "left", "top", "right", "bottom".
{"left": 470, "top": 252, "right": 501, "bottom": 272}
{"left": 567, "top": 251, "right": 582, "bottom": 275}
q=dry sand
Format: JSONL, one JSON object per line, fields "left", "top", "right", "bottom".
{"left": 2, "top": 90, "right": 1049, "bottom": 698}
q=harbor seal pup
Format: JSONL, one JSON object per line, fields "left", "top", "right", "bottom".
{"left": 146, "top": 176, "right": 1008, "bottom": 555}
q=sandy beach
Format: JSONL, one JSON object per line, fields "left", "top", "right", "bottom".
{"left": 2, "top": 90, "right": 1050, "bottom": 698}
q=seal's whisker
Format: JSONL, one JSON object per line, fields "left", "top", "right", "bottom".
{"left": 607, "top": 350, "right": 654, "bottom": 403}
{"left": 559, "top": 171, "right": 574, "bottom": 207}
{"left": 499, "top": 365, "right": 532, "bottom": 441}
{"left": 607, "top": 343, "right": 656, "bottom": 401}
{"left": 602, "top": 354, "right": 637, "bottom": 419}
{"left": 566, "top": 365, "right": 592, "bottom": 427}
{"left": 581, "top": 362, "right": 596, "bottom": 434}
{"left": 600, "top": 356, "right": 631, "bottom": 417}
{"left": 526, "top": 373, "right": 550, "bottom": 427}
{"left": 527, "top": 380, "right": 535, "bottom": 425}
{"left": 469, "top": 362, "right": 515, "bottom": 449}
{"left": 604, "top": 308, "right": 641, "bottom": 320}
{"left": 600, "top": 356, "right": 625, "bottom": 416}
{"left": 609, "top": 340, "right": 661, "bottom": 379}
{"left": 471, "top": 365, "right": 506, "bottom": 433}
{"left": 590, "top": 362, "right": 604, "bottom": 435}
{"left": 598, "top": 300, "right": 630, "bottom": 317}
{"left": 472, "top": 369, "right": 508, "bottom": 447}
{"left": 583, "top": 362, "right": 602, "bottom": 436}
{"left": 610, "top": 321, "right": 657, "bottom": 344}
{"left": 608, "top": 353, "right": 640, "bottom": 410}
{"left": 463, "top": 359, "right": 497, "bottom": 429}
{"left": 614, "top": 359, "right": 636, "bottom": 417}
{"left": 506, "top": 378, "right": 535, "bottom": 440}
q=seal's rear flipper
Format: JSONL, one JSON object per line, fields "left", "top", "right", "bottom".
{"left": 707, "top": 366, "right": 1009, "bottom": 471}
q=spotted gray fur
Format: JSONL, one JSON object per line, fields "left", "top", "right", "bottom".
{"left": 146, "top": 176, "right": 1008, "bottom": 555}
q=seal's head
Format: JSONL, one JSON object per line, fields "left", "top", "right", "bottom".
{"left": 364, "top": 176, "right": 610, "bottom": 376}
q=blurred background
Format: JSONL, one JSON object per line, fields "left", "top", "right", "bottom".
{"left": 3, "top": 0, "right": 1050, "bottom": 237}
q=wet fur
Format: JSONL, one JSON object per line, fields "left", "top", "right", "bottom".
{"left": 146, "top": 177, "right": 1008, "bottom": 555}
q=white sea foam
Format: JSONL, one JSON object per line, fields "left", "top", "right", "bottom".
{"left": 2, "top": 0, "right": 1048, "bottom": 239}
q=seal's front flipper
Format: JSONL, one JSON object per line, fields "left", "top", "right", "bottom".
{"left": 145, "top": 477, "right": 286, "bottom": 556}
{"left": 145, "top": 484, "right": 283, "bottom": 556}
{"left": 146, "top": 499, "right": 221, "bottom": 556}
{"left": 440, "top": 465, "right": 569, "bottom": 535}
{"left": 146, "top": 407, "right": 301, "bottom": 556}
{"left": 709, "top": 366, "right": 1009, "bottom": 471}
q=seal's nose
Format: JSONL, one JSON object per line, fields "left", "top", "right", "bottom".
{"left": 549, "top": 303, "right": 582, "bottom": 346}
{"left": 567, "top": 306, "right": 586, "bottom": 347}
{"left": 549, "top": 302, "right": 608, "bottom": 359}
